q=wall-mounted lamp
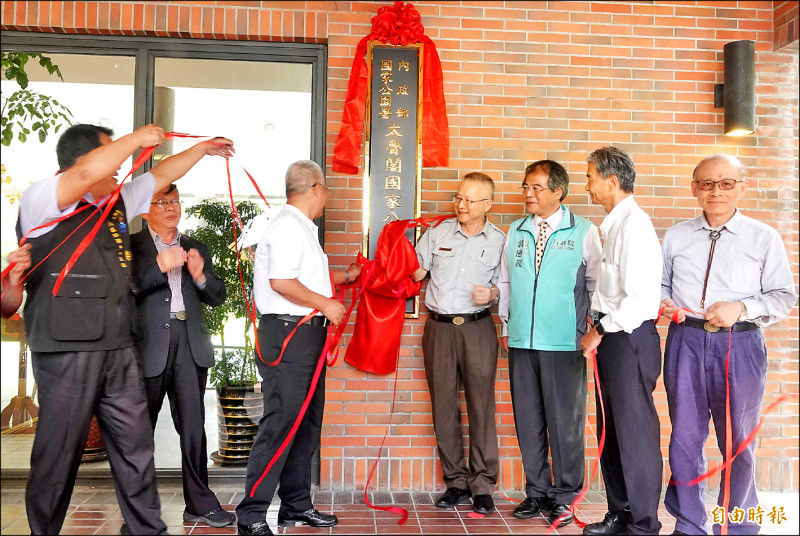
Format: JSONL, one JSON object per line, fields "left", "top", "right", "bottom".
{"left": 713, "top": 40, "right": 755, "bottom": 137}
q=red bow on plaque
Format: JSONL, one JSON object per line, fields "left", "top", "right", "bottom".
{"left": 332, "top": 1, "right": 449, "bottom": 174}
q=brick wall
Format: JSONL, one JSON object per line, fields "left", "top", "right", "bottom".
{"left": 2, "top": 1, "right": 798, "bottom": 493}
{"left": 773, "top": 0, "right": 799, "bottom": 50}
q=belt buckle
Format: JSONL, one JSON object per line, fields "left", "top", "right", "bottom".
{"left": 703, "top": 321, "right": 719, "bottom": 333}
{"left": 176, "top": 310, "right": 186, "bottom": 321}
{"left": 452, "top": 316, "right": 465, "bottom": 326}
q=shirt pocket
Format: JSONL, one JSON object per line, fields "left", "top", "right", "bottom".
{"left": 598, "top": 260, "right": 621, "bottom": 299}
{"left": 50, "top": 273, "right": 107, "bottom": 341}
{"left": 431, "top": 247, "right": 457, "bottom": 275}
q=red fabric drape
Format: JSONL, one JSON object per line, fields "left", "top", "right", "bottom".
{"left": 345, "top": 215, "right": 449, "bottom": 374}
{"left": 345, "top": 219, "right": 421, "bottom": 374}
{"left": 332, "top": 1, "right": 449, "bottom": 174}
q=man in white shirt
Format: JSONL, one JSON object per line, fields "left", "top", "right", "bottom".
{"left": 660, "top": 155, "right": 796, "bottom": 536}
{"left": 497, "top": 160, "right": 601, "bottom": 528}
{"left": 579, "top": 147, "right": 663, "bottom": 536}
{"left": 236, "top": 160, "right": 362, "bottom": 536}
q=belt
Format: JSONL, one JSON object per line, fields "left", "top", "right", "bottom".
{"left": 169, "top": 311, "right": 186, "bottom": 320}
{"left": 682, "top": 317, "right": 759, "bottom": 333}
{"left": 428, "top": 308, "right": 491, "bottom": 325}
{"left": 272, "top": 314, "right": 331, "bottom": 328}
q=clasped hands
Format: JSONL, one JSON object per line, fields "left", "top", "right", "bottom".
{"left": 156, "top": 247, "right": 206, "bottom": 285}
{"left": 660, "top": 298, "right": 742, "bottom": 328}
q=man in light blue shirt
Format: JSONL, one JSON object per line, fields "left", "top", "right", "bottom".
{"left": 660, "top": 154, "right": 796, "bottom": 536}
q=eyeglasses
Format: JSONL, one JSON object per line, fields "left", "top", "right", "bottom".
{"left": 151, "top": 199, "right": 182, "bottom": 208}
{"left": 520, "top": 184, "right": 552, "bottom": 194}
{"left": 312, "top": 182, "right": 328, "bottom": 192}
{"left": 452, "top": 195, "right": 489, "bottom": 207}
{"left": 694, "top": 179, "right": 742, "bottom": 191}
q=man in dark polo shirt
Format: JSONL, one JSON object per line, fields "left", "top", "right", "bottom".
{"left": 16, "top": 123, "right": 233, "bottom": 535}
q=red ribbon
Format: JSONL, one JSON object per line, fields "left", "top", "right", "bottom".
{"left": 546, "top": 347, "right": 605, "bottom": 533}
{"left": 3, "top": 132, "right": 214, "bottom": 296}
{"left": 331, "top": 0, "right": 449, "bottom": 174}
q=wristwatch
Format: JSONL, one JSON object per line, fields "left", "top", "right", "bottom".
{"left": 738, "top": 300, "right": 748, "bottom": 322}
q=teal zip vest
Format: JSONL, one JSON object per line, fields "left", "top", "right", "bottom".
{"left": 506, "top": 206, "right": 591, "bottom": 351}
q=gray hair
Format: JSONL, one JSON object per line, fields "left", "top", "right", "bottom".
{"left": 587, "top": 146, "right": 636, "bottom": 194}
{"left": 285, "top": 160, "right": 324, "bottom": 196}
{"left": 462, "top": 171, "right": 496, "bottom": 199}
{"left": 525, "top": 160, "right": 569, "bottom": 201}
{"left": 693, "top": 154, "right": 747, "bottom": 181}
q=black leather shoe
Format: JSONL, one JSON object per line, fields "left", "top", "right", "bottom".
{"left": 672, "top": 532, "right": 689, "bottom": 535}
{"left": 277, "top": 507, "right": 338, "bottom": 527}
{"left": 435, "top": 487, "right": 472, "bottom": 508}
{"left": 583, "top": 511, "right": 629, "bottom": 535}
{"left": 472, "top": 494, "right": 494, "bottom": 515}
{"left": 119, "top": 523, "right": 130, "bottom": 536}
{"left": 548, "top": 504, "right": 574, "bottom": 527}
{"left": 513, "top": 496, "right": 555, "bottom": 519}
{"left": 237, "top": 521, "right": 273, "bottom": 535}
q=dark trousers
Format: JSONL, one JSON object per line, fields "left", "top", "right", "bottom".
{"left": 509, "top": 348, "right": 586, "bottom": 505}
{"left": 664, "top": 323, "right": 767, "bottom": 536}
{"left": 421, "top": 315, "right": 499, "bottom": 495}
{"left": 236, "top": 315, "right": 327, "bottom": 525}
{"left": 27, "top": 348, "right": 166, "bottom": 535}
{"left": 595, "top": 320, "right": 663, "bottom": 535}
{"left": 144, "top": 319, "right": 219, "bottom": 516}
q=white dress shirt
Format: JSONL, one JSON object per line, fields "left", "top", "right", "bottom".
{"left": 498, "top": 207, "right": 602, "bottom": 336}
{"left": 252, "top": 204, "right": 332, "bottom": 317}
{"left": 592, "top": 196, "right": 662, "bottom": 334}
{"left": 661, "top": 210, "right": 796, "bottom": 327}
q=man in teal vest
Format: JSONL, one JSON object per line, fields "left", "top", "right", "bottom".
{"left": 498, "top": 160, "right": 601, "bottom": 528}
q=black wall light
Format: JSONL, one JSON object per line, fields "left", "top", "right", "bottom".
{"left": 713, "top": 40, "right": 756, "bottom": 137}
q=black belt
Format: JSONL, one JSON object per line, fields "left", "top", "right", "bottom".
{"left": 169, "top": 311, "right": 186, "bottom": 320}
{"left": 682, "top": 317, "right": 759, "bottom": 333}
{"left": 270, "top": 314, "right": 331, "bottom": 328}
{"left": 428, "top": 309, "right": 491, "bottom": 325}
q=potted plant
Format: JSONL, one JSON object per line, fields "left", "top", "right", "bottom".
{"left": 183, "top": 198, "right": 264, "bottom": 465}
{"left": 208, "top": 348, "right": 262, "bottom": 465}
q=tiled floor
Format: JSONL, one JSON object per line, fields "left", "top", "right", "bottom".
{"left": 3, "top": 482, "right": 798, "bottom": 536}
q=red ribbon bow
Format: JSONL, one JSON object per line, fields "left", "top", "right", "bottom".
{"left": 331, "top": 1, "right": 449, "bottom": 174}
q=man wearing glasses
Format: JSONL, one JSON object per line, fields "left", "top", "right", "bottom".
{"left": 131, "top": 184, "right": 235, "bottom": 529}
{"left": 497, "top": 160, "right": 601, "bottom": 528}
{"left": 659, "top": 154, "right": 796, "bottom": 536}
{"left": 412, "top": 172, "right": 506, "bottom": 516}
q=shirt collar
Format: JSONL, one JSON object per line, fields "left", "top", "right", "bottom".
{"left": 600, "top": 195, "right": 636, "bottom": 235}
{"left": 692, "top": 208, "right": 742, "bottom": 235}
{"left": 533, "top": 206, "right": 564, "bottom": 231}
{"left": 454, "top": 217, "right": 490, "bottom": 238}
{"left": 284, "top": 203, "right": 319, "bottom": 234}
{"left": 149, "top": 225, "right": 181, "bottom": 246}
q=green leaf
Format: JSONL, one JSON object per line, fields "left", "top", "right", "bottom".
{"left": 17, "top": 131, "right": 27, "bottom": 143}
{"left": 38, "top": 130, "right": 46, "bottom": 143}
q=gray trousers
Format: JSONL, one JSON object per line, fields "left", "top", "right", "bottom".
{"left": 509, "top": 348, "right": 586, "bottom": 505}
{"left": 27, "top": 348, "right": 166, "bottom": 535}
{"left": 422, "top": 315, "right": 499, "bottom": 495}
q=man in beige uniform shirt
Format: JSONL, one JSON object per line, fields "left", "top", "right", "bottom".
{"left": 413, "top": 172, "right": 506, "bottom": 516}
